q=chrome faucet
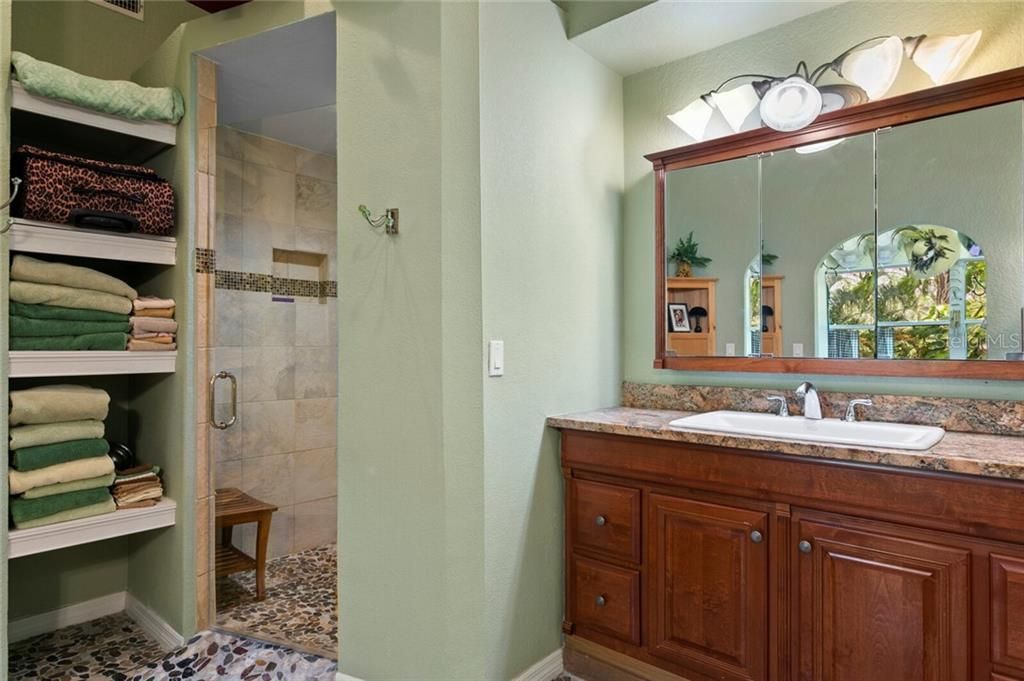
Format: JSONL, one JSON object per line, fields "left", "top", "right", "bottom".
{"left": 795, "top": 381, "right": 822, "bottom": 420}
{"left": 766, "top": 396, "right": 789, "bottom": 417}
{"left": 844, "top": 398, "right": 873, "bottom": 422}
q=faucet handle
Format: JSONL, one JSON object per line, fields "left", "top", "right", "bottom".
{"left": 766, "top": 395, "right": 789, "bottom": 417}
{"left": 844, "top": 398, "right": 873, "bottom": 422}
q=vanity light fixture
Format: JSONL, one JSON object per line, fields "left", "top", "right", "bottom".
{"left": 904, "top": 30, "right": 983, "bottom": 85}
{"left": 815, "top": 35, "right": 904, "bottom": 100}
{"left": 758, "top": 70, "right": 822, "bottom": 132}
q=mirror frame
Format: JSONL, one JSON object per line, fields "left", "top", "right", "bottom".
{"left": 648, "top": 67, "right": 1024, "bottom": 380}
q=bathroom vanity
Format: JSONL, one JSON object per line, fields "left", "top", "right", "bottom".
{"left": 552, "top": 408, "right": 1024, "bottom": 681}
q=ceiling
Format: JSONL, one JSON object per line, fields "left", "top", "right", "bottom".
{"left": 569, "top": 0, "right": 844, "bottom": 76}
{"left": 200, "top": 13, "right": 336, "bottom": 155}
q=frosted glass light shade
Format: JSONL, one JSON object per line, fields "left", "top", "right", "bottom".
{"left": 906, "top": 30, "right": 982, "bottom": 85}
{"left": 836, "top": 35, "right": 903, "bottom": 100}
{"left": 795, "top": 138, "right": 846, "bottom": 155}
{"left": 667, "top": 97, "right": 715, "bottom": 141}
{"left": 759, "top": 77, "right": 822, "bottom": 131}
{"left": 710, "top": 83, "right": 762, "bottom": 133}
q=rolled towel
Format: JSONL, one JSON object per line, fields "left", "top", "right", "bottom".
{"left": 11, "top": 487, "right": 112, "bottom": 525}
{"left": 132, "top": 332, "right": 174, "bottom": 341}
{"left": 11, "top": 333, "right": 129, "bottom": 351}
{"left": 10, "top": 301, "right": 128, "bottom": 323}
{"left": 22, "top": 471, "right": 116, "bottom": 499}
{"left": 9, "top": 455, "right": 115, "bottom": 495}
{"left": 9, "top": 385, "right": 110, "bottom": 426}
{"left": 12, "top": 255, "right": 138, "bottom": 299}
{"left": 133, "top": 296, "right": 175, "bottom": 311}
{"left": 116, "top": 499, "right": 159, "bottom": 509}
{"left": 10, "top": 315, "right": 130, "bottom": 337}
{"left": 128, "top": 339, "right": 176, "bottom": 351}
{"left": 10, "top": 281, "right": 132, "bottom": 315}
{"left": 133, "top": 308, "right": 175, "bottom": 319}
{"left": 13, "top": 497, "right": 117, "bottom": 530}
{"left": 11, "top": 439, "right": 110, "bottom": 472}
{"left": 10, "top": 419, "right": 105, "bottom": 450}
{"left": 130, "top": 317, "right": 177, "bottom": 334}
{"left": 114, "top": 465, "right": 161, "bottom": 484}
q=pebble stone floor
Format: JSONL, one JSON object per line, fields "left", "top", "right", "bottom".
{"left": 216, "top": 543, "right": 338, "bottom": 655}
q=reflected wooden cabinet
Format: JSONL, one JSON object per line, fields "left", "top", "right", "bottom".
{"left": 560, "top": 429, "right": 1024, "bottom": 681}
{"left": 667, "top": 277, "right": 716, "bottom": 356}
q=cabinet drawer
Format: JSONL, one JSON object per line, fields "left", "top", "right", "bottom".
{"left": 992, "top": 554, "right": 1024, "bottom": 675}
{"left": 572, "top": 556, "right": 640, "bottom": 645}
{"left": 570, "top": 478, "right": 640, "bottom": 563}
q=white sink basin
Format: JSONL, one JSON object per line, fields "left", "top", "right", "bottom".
{"left": 668, "top": 410, "right": 945, "bottom": 451}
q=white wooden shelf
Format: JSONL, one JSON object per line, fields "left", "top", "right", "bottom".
{"left": 9, "top": 218, "right": 176, "bottom": 265}
{"left": 9, "top": 351, "right": 177, "bottom": 378}
{"left": 8, "top": 498, "right": 177, "bottom": 559}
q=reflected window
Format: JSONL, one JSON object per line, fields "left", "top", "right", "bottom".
{"left": 815, "top": 225, "right": 987, "bottom": 360}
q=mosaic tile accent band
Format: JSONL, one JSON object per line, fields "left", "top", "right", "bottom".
{"left": 621, "top": 381, "right": 1024, "bottom": 436}
{"left": 199, "top": 248, "right": 337, "bottom": 298}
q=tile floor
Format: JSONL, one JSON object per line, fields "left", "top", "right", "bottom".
{"left": 215, "top": 542, "right": 337, "bottom": 655}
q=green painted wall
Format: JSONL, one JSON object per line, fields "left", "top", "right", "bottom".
{"left": 623, "top": 1, "right": 1024, "bottom": 398}
{"left": 555, "top": 0, "right": 656, "bottom": 38}
{"left": 479, "top": 3, "right": 623, "bottom": 678}
{"left": 11, "top": 0, "right": 204, "bottom": 80}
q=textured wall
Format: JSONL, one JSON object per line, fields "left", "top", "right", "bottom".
{"left": 480, "top": 2, "right": 624, "bottom": 678}
{"left": 623, "top": 1, "right": 1024, "bottom": 397}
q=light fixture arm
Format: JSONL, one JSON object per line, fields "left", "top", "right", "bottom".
{"left": 809, "top": 35, "right": 895, "bottom": 85}
{"left": 703, "top": 72, "right": 778, "bottom": 100}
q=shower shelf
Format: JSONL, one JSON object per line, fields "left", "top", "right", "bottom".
{"left": 8, "top": 498, "right": 177, "bottom": 558}
{"left": 9, "top": 351, "right": 177, "bottom": 378}
{"left": 8, "top": 218, "right": 177, "bottom": 265}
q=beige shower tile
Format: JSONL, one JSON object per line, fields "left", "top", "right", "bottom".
{"left": 196, "top": 348, "right": 210, "bottom": 424}
{"left": 198, "top": 96, "right": 216, "bottom": 130}
{"left": 214, "top": 214, "right": 243, "bottom": 271}
{"left": 195, "top": 172, "right": 210, "bottom": 249}
{"left": 295, "top": 150, "right": 337, "bottom": 182}
{"left": 242, "top": 453, "right": 294, "bottom": 507}
{"left": 195, "top": 273, "right": 210, "bottom": 349}
{"left": 294, "top": 398, "right": 337, "bottom": 451}
{"left": 197, "top": 126, "right": 210, "bottom": 174}
{"left": 241, "top": 294, "right": 295, "bottom": 348}
{"left": 241, "top": 218, "right": 273, "bottom": 273}
{"left": 241, "top": 345, "right": 296, "bottom": 402}
{"left": 272, "top": 220, "right": 296, "bottom": 250}
{"left": 295, "top": 175, "right": 336, "bottom": 230}
{"left": 216, "top": 157, "right": 243, "bottom": 217}
{"left": 195, "top": 496, "right": 212, "bottom": 575}
{"left": 218, "top": 126, "right": 243, "bottom": 160}
{"left": 197, "top": 57, "right": 217, "bottom": 101}
{"left": 295, "top": 347, "right": 337, "bottom": 399}
{"left": 196, "top": 429, "right": 210, "bottom": 498}
{"left": 241, "top": 400, "right": 296, "bottom": 458}
{"left": 243, "top": 163, "right": 295, "bottom": 224}
{"left": 215, "top": 458, "right": 242, "bottom": 489}
{"left": 242, "top": 133, "right": 297, "bottom": 172}
{"left": 295, "top": 301, "right": 330, "bottom": 347}
{"left": 195, "top": 568, "right": 211, "bottom": 630}
{"left": 234, "top": 506, "right": 294, "bottom": 560}
{"left": 292, "top": 448, "right": 337, "bottom": 504}
{"left": 213, "top": 290, "right": 244, "bottom": 347}
{"left": 293, "top": 497, "right": 336, "bottom": 552}
{"left": 295, "top": 225, "right": 337, "bottom": 278}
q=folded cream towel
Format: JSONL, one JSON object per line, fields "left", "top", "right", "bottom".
{"left": 133, "top": 296, "right": 175, "bottom": 311}
{"left": 12, "top": 255, "right": 138, "bottom": 299}
{"left": 10, "top": 281, "right": 133, "bottom": 315}
{"left": 13, "top": 496, "right": 117, "bottom": 530}
{"left": 9, "top": 455, "right": 115, "bottom": 495}
{"left": 22, "top": 471, "right": 116, "bottom": 499}
{"left": 9, "top": 385, "right": 110, "bottom": 426}
{"left": 9, "top": 419, "right": 105, "bottom": 450}
{"left": 130, "top": 316, "right": 177, "bottom": 334}
{"left": 132, "top": 332, "right": 175, "bottom": 340}
{"left": 127, "top": 339, "right": 177, "bottom": 351}
{"left": 134, "top": 308, "right": 175, "bottom": 318}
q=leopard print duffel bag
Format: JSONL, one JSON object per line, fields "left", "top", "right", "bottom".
{"left": 13, "top": 145, "right": 176, "bottom": 236}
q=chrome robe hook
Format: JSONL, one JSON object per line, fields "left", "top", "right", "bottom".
{"left": 0, "top": 177, "right": 22, "bottom": 235}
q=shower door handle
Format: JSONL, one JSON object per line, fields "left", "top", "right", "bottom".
{"left": 209, "top": 371, "right": 238, "bottom": 430}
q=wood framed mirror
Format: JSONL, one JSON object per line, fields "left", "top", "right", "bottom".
{"left": 648, "top": 67, "right": 1024, "bottom": 380}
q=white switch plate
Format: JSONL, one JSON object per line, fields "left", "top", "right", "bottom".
{"left": 488, "top": 340, "right": 504, "bottom": 377}
{"left": 725, "top": 343, "right": 736, "bottom": 356}
{"left": 792, "top": 343, "right": 804, "bottom": 357}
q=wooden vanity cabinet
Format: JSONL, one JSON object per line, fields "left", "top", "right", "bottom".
{"left": 560, "top": 429, "right": 1024, "bottom": 681}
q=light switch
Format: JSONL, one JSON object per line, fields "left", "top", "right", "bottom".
{"left": 725, "top": 343, "right": 736, "bottom": 356}
{"left": 488, "top": 340, "right": 504, "bottom": 377}
{"left": 792, "top": 343, "right": 804, "bottom": 357}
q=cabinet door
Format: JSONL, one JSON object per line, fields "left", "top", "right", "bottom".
{"left": 794, "top": 513, "right": 970, "bottom": 681}
{"left": 647, "top": 493, "right": 768, "bottom": 681}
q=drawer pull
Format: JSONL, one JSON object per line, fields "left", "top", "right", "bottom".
{"left": 595, "top": 595, "right": 607, "bottom": 607}
{"left": 595, "top": 515, "right": 607, "bottom": 527}
{"left": 750, "top": 530, "right": 763, "bottom": 544}
{"left": 799, "top": 540, "right": 812, "bottom": 554}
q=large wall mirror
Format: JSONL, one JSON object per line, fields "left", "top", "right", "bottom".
{"left": 650, "top": 68, "right": 1024, "bottom": 379}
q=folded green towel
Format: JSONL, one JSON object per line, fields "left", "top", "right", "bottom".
{"left": 12, "top": 52, "right": 184, "bottom": 124}
{"left": 10, "top": 315, "right": 130, "bottom": 337}
{"left": 11, "top": 487, "right": 112, "bottom": 524}
{"left": 10, "top": 281, "right": 133, "bottom": 316}
{"left": 12, "top": 255, "right": 138, "bottom": 299}
{"left": 11, "top": 438, "right": 109, "bottom": 472}
{"left": 10, "top": 301, "right": 128, "bottom": 323}
{"left": 10, "top": 333, "right": 128, "bottom": 351}
{"left": 12, "top": 496, "right": 117, "bottom": 530}
{"left": 9, "top": 455, "right": 114, "bottom": 495}
{"left": 9, "top": 384, "right": 110, "bottom": 426}
{"left": 9, "top": 419, "right": 105, "bottom": 450}
{"left": 22, "top": 472, "right": 116, "bottom": 499}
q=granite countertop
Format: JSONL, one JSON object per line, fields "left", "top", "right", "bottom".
{"left": 547, "top": 407, "right": 1024, "bottom": 481}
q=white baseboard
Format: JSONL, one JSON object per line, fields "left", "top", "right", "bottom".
{"left": 513, "top": 648, "right": 564, "bottom": 681}
{"left": 9, "top": 592, "right": 126, "bottom": 643}
{"left": 336, "top": 673, "right": 365, "bottom": 681}
{"left": 126, "top": 592, "right": 185, "bottom": 651}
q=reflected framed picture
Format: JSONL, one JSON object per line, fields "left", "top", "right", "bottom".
{"left": 668, "top": 303, "right": 691, "bottom": 332}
